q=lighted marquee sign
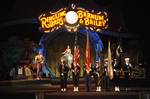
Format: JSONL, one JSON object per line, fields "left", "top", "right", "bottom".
{"left": 39, "top": 6, "right": 108, "bottom": 33}
{"left": 77, "top": 8, "right": 108, "bottom": 31}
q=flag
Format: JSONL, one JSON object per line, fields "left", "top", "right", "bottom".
{"left": 73, "top": 32, "right": 80, "bottom": 66}
{"left": 116, "top": 44, "right": 123, "bottom": 67}
{"left": 108, "top": 40, "right": 114, "bottom": 80}
{"left": 73, "top": 45, "right": 80, "bottom": 66}
{"left": 116, "top": 45, "right": 123, "bottom": 57}
{"left": 73, "top": 45, "right": 80, "bottom": 75}
{"left": 86, "top": 32, "right": 91, "bottom": 74}
{"left": 96, "top": 40, "right": 102, "bottom": 66}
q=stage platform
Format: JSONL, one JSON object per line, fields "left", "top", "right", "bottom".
{"left": 0, "top": 78, "right": 150, "bottom": 99}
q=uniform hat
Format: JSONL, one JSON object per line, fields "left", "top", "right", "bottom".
{"left": 96, "top": 61, "right": 99, "bottom": 63}
{"left": 125, "top": 57, "right": 130, "bottom": 61}
{"left": 104, "top": 58, "right": 108, "bottom": 61}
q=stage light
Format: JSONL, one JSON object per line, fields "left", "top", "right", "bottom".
{"left": 65, "top": 11, "right": 78, "bottom": 24}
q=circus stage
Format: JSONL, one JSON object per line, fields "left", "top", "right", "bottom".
{"left": 0, "top": 78, "right": 150, "bottom": 99}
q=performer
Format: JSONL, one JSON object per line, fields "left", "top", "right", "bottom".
{"left": 62, "top": 45, "right": 71, "bottom": 55}
{"left": 59, "top": 59, "right": 69, "bottom": 92}
{"left": 123, "top": 57, "right": 132, "bottom": 79}
{"left": 35, "top": 51, "right": 44, "bottom": 80}
{"left": 92, "top": 61, "right": 101, "bottom": 91}
{"left": 72, "top": 63, "right": 80, "bottom": 92}
{"left": 62, "top": 45, "right": 73, "bottom": 78}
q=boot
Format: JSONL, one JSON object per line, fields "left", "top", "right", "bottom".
{"left": 117, "top": 86, "right": 120, "bottom": 91}
{"left": 96, "top": 87, "right": 98, "bottom": 91}
{"left": 98, "top": 86, "right": 101, "bottom": 91}
{"left": 73, "top": 87, "right": 76, "bottom": 92}
{"left": 61, "top": 88, "right": 63, "bottom": 92}
{"left": 115, "top": 86, "right": 117, "bottom": 91}
{"left": 115, "top": 86, "right": 120, "bottom": 92}
{"left": 76, "top": 87, "right": 79, "bottom": 92}
{"left": 64, "top": 88, "right": 66, "bottom": 92}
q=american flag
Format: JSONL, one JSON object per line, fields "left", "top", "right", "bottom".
{"left": 86, "top": 32, "right": 91, "bottom": 74}
{"left": 73, "top": 45, "right": 80, "bottom": 66}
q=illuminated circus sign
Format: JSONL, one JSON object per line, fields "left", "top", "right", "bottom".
{"left": 38, "top": 5, "right": 108, "bottom": 33}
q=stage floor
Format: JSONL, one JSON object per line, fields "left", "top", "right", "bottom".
{"left": 0, "top": 78, "right": 150, "bottom": 99}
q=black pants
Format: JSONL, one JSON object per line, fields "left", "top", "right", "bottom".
{"left": 104, "top": 76, "right": 110, "bottom": 89}
{"left": 84, "top": 74, "right": 91, "bottom": 92}
{"left": 72, "top": 73, "right": 80, "bottom": 87}
{"left": 60, "top": 73, "right": 67, "bottom": 89}
{"left": 93, "top": 73, "right": 100, "bottom": 87}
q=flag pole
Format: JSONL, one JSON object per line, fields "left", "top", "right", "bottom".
{"left": 108, "top": 40, "right": 114, "bottom": 80}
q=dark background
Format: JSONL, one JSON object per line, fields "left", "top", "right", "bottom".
{"left": 0, "top": 0, "right": 148, "bottom": 41}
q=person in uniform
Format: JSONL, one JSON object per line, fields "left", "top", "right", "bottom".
{"left": 72, "top": 63, "right": 80, "bottom": 92}
{"left": 103, "top": 58, "right": 111, "bottom": 90}
{"left": 35, "top": 51, "right": 44, "bottom": 80}
{"left": 123, "top": 57, "right": 132, "bottom": 79}
{"left": 92, "top": 61, "right": 101, "bottom": 91}
{"left": 113, "top": 59, "right": 120, "bottom": 91}
{"left": 83, "top": 64, "right": 92, "bottom": 92}
{"left": 59, "top": 60, "right": 69, "bottom": 92}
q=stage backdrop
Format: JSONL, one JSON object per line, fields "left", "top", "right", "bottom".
{"left": 46, "top": 31, "right": 95, "bottom": 77}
